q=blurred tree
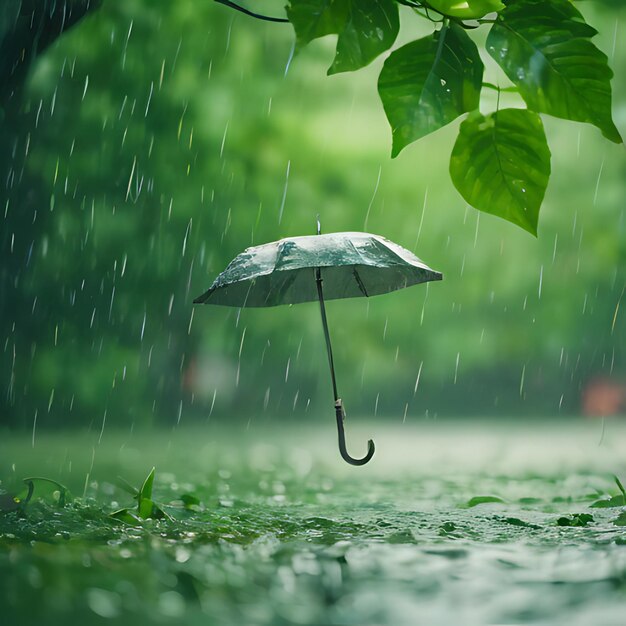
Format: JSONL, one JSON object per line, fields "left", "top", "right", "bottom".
{"left": 0, "top": 0, "right": 623, "bottom": 430}
{"left": 1, "top": 0, "right": 102, "bottom": 114}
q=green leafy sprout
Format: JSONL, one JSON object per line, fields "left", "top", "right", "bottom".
{"left": 110, "top": 467, "right": 204, "bottom": 523}
{"left": 221, "top": 0, "right": 623, "bottom": 236}
{"left": 0, "top": 468, "right": 201, "bottom": 524}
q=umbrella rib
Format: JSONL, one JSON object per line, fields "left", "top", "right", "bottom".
{"left": 353, "top": 268, "right": 369, "bottom": 297}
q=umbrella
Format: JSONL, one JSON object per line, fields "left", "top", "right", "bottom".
{"left": 194, "top": 222, "right": 442, "bottom": 466}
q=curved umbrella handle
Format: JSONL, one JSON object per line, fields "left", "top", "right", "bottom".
{"left": 335, "top": 400, "right": 375, "bottom": 466}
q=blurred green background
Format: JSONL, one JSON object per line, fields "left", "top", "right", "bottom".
{"left": 1, "top": 0, "right": 625, "bottom": 431}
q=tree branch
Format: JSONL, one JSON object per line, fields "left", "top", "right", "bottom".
{"left": 213, "top": 0, "right": 289, "bottom": 23}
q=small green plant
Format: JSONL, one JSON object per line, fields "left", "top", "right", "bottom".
{"left": 556, "top": 513, "right": 594, "bottom": 527}
{"left": 464, "top": 495, "right": 506, "bottom": 508}
{"left": 110, "top": 467, "right": 173, "bottom": 523}
{"left": 0, "top": 467, "right": 202, "bottom": 524}
{"left": 590, "top": 475, "right": 626, "bottom": 508}
{"left": 110, "top": 467, "right": 203, "bottom": 524}
{"left": 0, "top": 477, "right": 71, "bottom": 513}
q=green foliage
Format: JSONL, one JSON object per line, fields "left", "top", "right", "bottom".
{"left": 590, "top": 495, "right": 626, "bottom": 508}
{"left": 590, "top": 476, "right": 626, "bottom": 508}
{"left": 614, "top": 475, "right": 626, "bottom": 501}
{"left": 287, "top": 0, "right": 399, "bottom": 75}
{"left": 110, "top": 467, "right": 174, "bottom": 522}
{"left": 450, "top": 109, "right": 551, "bottom": 235}
{"left": 486, "top": 0, "right": 621, "bottom": 143}
{"left": 556, "top": 512, "right": 594, "bottom": 526}
{"left": 464, "top": 495, "right": 505, "bottom": 507}
{"left": 0, "top": 476, "right": 71, "bottom": 513}
{"left": 378, "top": 23, "right": 483, "bottom": 156}
{"left": 22, "top": 476, "right": 71, "bottom": 507}
{"left": 500, "top": 516, "right": 541, "bottom": 529}
{"left": 287, "top": 0, "right": 622, "bottom": 233}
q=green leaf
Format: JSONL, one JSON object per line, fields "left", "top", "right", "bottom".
{"left": 115, "top": 476, "right": 139, "bottom": 496}
{"left": 286, "top": 0, "right": 399, "bottom": 74}
{"left": 180, "top": 494, "right": 201, "bottom": 510}
{"left": 486, "top": 0, "right": 622, "bottom": 143}
{"left": 465, "top": 495, "right": 505, "bottom": 507}
{"left": 110, "top": 508, "right": 143, "bottom": 524}
{"left": 378, "top": 23, "right": 483, "bottom": 156}
{"left": 501, "top": 516, "right": 541, "bottom": 529}
{"left": 556, "top": 513, "right": 594, "bottom": 527}
{"left": 590, "top": 495, "right": 626, "bottom": 508}
{"left": 427, "top": 0, "right": 504, "bottom": 19}
{"left": 287, "top": 0, "right": 347, "bottom": 48}
{"left": 439, "top": 521, "right": 457, "bottom": 534}
{"left": 139, "top": 467, "right": 155, "bottom": 501}
{"left": 450, "top": 108, "right": 551, "bottom": 235}
{"left": 138, "top": 497, "right": 155, "bottom": 519}
{"left": 22, "top": 477, "right": 71, "bottom": 507}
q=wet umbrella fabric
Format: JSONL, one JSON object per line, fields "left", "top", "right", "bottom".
{"left": 194, "top": 231, "right": 442, "bottom": 465}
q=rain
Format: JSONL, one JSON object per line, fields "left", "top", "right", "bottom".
{"left": 1, "top": 1, "right": 626, "bottom": 626}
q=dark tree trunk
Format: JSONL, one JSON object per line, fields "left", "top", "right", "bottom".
{"left": 1, "top": 0, "right": 102, "bottom": 112}
{"left": 1, "top": 0, "right": 101, "bottom": 427}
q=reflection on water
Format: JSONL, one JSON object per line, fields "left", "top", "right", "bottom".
{"left": 1, "top": 419, "right": 626, "bottom": 626}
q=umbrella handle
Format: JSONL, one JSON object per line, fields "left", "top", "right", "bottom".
{"left": 335, "top": 400, "right": 375, "bottom": 466}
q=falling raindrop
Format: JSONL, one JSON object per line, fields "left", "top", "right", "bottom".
{"left": 364, "top": 165, "right": 382, "bottom": 231}
{"left": 278, "top": 160, "right": 290, "bottom": 224}
{"left": 31, "top": 409, "right": 38, "bottom": 448}
{"left": 182, "top": 218, "right": 192, "bottom": 256}
{"left": 413, "top": 362, "right": 423, "bottom": 396}
{"left": 473, "top": 213, "right": 480, "bottom": 248}
{"left": 209, "top": 389, "right": 217, "bottom": 417}
{"left": 284, "top": 41, "right": 296, "bottom": 76}
{"left": 593, "top": 156, "right": 605, "bottom": 206}
{"left": 144, "top": 81, "right": 154, "bottom": 117}
{"left": 187, "top": 309, "right": 194, "bottom": 334}
{"left": 98, "top": 409, "right": 107, "bottom": 444}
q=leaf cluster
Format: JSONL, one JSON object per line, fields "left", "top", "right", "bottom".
{"left": 286, "top": 0, "right": 622, "bottom": 235}
{"left": 111, "top": 468, "right": 201, "bottom": 524}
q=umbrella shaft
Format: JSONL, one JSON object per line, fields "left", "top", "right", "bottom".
{"left": 315, "top": 268, "right": 339, "bottom": 402}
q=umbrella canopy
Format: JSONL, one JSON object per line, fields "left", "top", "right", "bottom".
{"left": 194, "top": 232, "right": 441, "bottom": 307}
{"left": 194, "top": 228, "right": 442, "bottom": 466}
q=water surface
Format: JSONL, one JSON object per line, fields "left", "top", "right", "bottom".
{"left": 2, "top": 418, "right": 626, "bottom": 625}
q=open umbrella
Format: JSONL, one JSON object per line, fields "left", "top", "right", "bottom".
{"left": 194, "top": 222, "right": 442, "bottom": 466}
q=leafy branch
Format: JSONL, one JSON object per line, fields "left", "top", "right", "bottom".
{"left": 216, "top": 0, "right": 622, "bottom": 236}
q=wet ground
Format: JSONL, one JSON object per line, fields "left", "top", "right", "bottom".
{"left": 1, "top": 418, "right": 626, "bottom": 625}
